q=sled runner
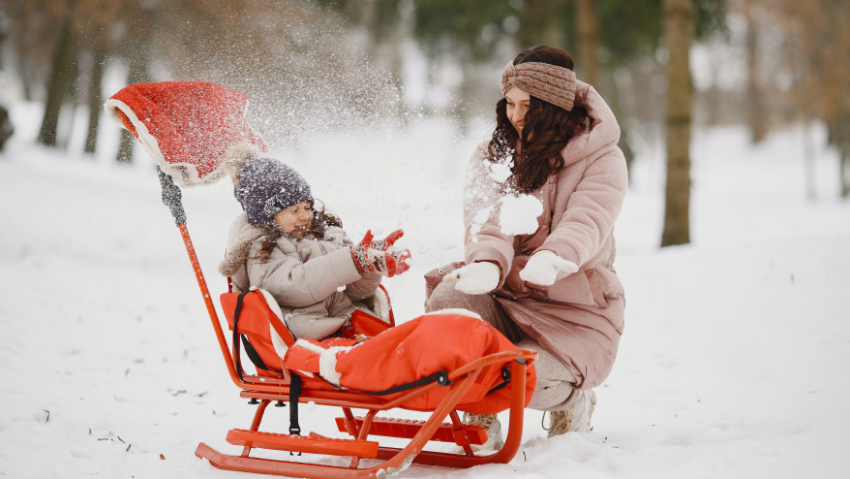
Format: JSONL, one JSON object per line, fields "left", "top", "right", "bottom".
{"left": 105, "top": 81, "right": 537, "bottom": 478}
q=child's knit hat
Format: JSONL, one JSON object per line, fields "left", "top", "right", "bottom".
{"left": 235, "top": 158, "right": 314, "bottom": 225}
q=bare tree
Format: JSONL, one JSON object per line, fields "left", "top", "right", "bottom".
{"left": 37, "top": 3, "right": 79, "bottom": 147}
{"left": 742, "top": 3, "right": 768, "bottom": 143}
{"left": 576, "top": 0, "right": 599, "bottom": 88}
{"left": 661, "top": 0, "right": 694, "bottom": 247}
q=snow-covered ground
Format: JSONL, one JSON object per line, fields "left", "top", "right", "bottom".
{"left": 1, "top": 100, "right": 849, "bottom": 479}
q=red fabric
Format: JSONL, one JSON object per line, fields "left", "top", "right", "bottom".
{"left": 221, "top": 292, "right": 536, "bottom": 413}
{"left": 339, "top": 310, "right": 393, "bottom": 338}
{"left": 107, "top": 81, "right": 267, "bottom": 185}
{"left": 285, "top": 313, "right": 536, "bottom": 414}
{"left": 220, "top": 292, "right": 286, "bottom": 376}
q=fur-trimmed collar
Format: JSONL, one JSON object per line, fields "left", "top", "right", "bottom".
{"left": 218, "top": 213, "right": 267, "bottom": 277}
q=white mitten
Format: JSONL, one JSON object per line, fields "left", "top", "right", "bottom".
{"left": 442, "top": 262, "right": 501, "bottom": 295}
{"left": 519, "top": 250, "right": 578, "bottom": 286}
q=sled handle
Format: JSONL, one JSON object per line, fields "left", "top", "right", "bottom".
{"left": 156, "top": 167, "right": 242, "bottom": 386}
{"left": 157, "top": 167, "right": 187, "bottom": 226}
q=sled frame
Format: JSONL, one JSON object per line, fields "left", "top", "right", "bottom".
{"left": 155, "top": 168, "right": 535, "bottom": 477}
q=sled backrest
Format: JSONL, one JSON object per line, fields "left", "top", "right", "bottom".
{"left": 220, "top": 284, "right": 395, "bottom": 382}
{"left": 220, "top": 289, "right": 296, "bottom": 380}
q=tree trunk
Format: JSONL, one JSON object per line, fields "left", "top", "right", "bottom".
{"left": 745, "top": 8, "right": 768, "bottom": 143}
{"left": 601, "top": 66, "right": 634, "bottom": 182}
{"left": 37, "top": 17, "right": 78, "bottom": 147}
{"left": 116, "top": 17, "right": 152, "bottom": 164}
{"left": 661, "top": 0, "right": 693, "bottom": 247}
{"left": 84, "top": 47, "right": 107, "bottom": 155}
{"left": 829, "top": 113, "right": 850, "bottom": 198}
{"left": 576, "top": 0, "right": 599, "bottom": 87}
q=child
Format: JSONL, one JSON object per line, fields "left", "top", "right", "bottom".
{"left": 218, "top": 157, "right": 411, "bottom": 341}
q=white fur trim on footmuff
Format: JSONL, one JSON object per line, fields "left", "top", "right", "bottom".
{"left": 422, "top": 308, "right": 483, "bottom": 320}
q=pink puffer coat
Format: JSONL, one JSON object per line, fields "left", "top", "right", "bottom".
{"left": 444, "top": 81, "right": 628, "bottom": 390}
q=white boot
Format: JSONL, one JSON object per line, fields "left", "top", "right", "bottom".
{"left": 462, "top": 412, "right": 503, "bottom": 451}
{"left": 545, "top": 389, "right": 597, "bottom": 436}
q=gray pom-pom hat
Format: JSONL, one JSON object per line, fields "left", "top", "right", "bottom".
{"left": 235, "top": 158, "right": 314, "bottom": 225}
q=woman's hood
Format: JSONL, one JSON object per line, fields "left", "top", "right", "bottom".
{"left": 558, "top": 80, "right": 622, "bottom": 167}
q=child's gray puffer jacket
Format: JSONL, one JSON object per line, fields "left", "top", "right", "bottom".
{"left": 219, "top": 213, "right": 382, "bottom": 340}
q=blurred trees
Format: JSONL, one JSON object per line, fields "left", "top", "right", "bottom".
{"left": 1, "top": 0, "right": 399, "bottom": 161}
{"left": 730, "top": 0, "right": 850, "bottom": 197}
{"left": 0, "top": 0, "right": 847, "bottom": 198}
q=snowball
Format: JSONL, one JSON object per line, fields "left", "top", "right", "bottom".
{"left": 499, "top": 195, "right": 543, "bottom": 235}
{"left": 489, "top": 161, "right": 512, "bottom": 183}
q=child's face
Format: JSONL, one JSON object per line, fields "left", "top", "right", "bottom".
{"left": 274, "top": 201, "right": 314, "bottom": 236}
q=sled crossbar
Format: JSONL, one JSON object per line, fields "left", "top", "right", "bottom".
{"left": 334, "top": 416, "right": 488, "bottom": 445}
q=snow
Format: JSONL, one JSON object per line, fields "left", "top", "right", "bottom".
{"left": 1, "top": 100, "right": 849, "bottom": 479}
{"left": 499, "top": 194, "right": 543, "bottom": 236}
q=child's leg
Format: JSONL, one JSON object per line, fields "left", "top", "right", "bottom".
{"left": 425, "top": 282, "right": 525, "bottom": 343}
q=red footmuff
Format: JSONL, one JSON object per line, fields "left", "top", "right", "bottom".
{"left": 286, "top": 312, "right": 536, "bottom": 415}
{"left": 221, "top": 289, "right": 535, "bottom": 415}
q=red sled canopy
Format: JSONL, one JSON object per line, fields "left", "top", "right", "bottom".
{"left": 104, "top": 81, "right": 267, "bottom": 187}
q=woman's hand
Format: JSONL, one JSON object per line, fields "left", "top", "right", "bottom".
{"left": 519, "top": 250, "right": 578, "bottom": 286}
{"left": 442, "top": 261, "right": 501, "bottom": 295}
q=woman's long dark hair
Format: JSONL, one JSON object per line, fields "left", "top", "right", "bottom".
{"left": 253, "top": 201, "right": 342, "bottom": 263}
{"left": 489, "top": 45, "right": 592, "bottom": 193}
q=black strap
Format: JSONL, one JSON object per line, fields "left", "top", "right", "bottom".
{"left": 241, "top": 334, "right": 270, "bottom": 372}
{"left": 320, "top": 370, "right": 453, "bottom": 397}
{"left": 486, "top": 366, "right": 512, "bottom": 396}
{"left": 289, "top": 373, "right": 302, "bottom": 435}
{"left": 486, "top": 358, "right": 527, "bottom": 396}
{"left": 232, "top": 290, "right": 251, "bottom": 381}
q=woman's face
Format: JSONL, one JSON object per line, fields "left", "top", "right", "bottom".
{"left": 505, "top": 86, "right": 531, "bottom": 137}
{"left": 274, "top": 201, "right": 313, "bottom": 235}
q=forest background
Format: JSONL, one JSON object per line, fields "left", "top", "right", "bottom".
{"left": 1, "top": 0, "right": 849, "bottom": 246}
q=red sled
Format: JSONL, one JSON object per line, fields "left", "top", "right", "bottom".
{"left": 106, "top": 81, "right": 538, "bottom": 478}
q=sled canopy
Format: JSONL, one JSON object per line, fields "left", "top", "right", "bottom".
{"left": 105, "top": 81, "right": 267, "bottom": 187}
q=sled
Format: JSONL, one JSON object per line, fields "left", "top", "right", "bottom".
{"left": 106, "top": 81, "right": 537, "bottom": 478}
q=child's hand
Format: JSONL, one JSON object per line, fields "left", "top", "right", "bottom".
{"left": 351, "top": 244, "right": 412, "bottom": 277}
{"left": 359, "top": 229, "right": 404, "bottom": 251}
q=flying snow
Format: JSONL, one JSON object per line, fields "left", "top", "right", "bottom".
{"left": 498, "top": 194, "right": 542, "bottom": 235}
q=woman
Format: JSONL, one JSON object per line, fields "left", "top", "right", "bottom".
{"left": 425, "top": 45, "right": 627, "bottom": 445}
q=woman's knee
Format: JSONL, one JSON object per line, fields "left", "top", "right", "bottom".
{"left": 425, "top": 282, "right": 476, "bottom": 312}
{"left": 517, "top": 339, "right": 579, "bottom": 410}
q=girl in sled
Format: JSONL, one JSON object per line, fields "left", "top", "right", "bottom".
{"left": 219, "top": 156, "right": 411, "bottom": 341}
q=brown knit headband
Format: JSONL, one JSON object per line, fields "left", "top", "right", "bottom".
{"left": 500, "top": 61, "right": 577, "bottom": 112}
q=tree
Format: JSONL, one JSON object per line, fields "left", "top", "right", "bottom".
{"left": 37, "top": 8, "right": 78, "bottom": 147}
{"left": 661, "top": 0, "right": 694, "bottom": 247}
{"left": 83, "top": 45, "right": 106, "bottom": 155}
{"left": 742, "top": 3, "right": 768, "bottom": 143}
{"left": 576, "top": 0, "right": 600, "bottom": 87}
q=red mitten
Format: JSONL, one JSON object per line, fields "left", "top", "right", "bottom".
{"left": 351, "top": 245, "right": 412, "bottom": 277}
{"left": 359, "top": 229, "right": 404, "bottom": 250}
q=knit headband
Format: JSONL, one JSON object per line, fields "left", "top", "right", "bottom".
{"left": 500, "top": 61, "right": 577, "bottom": 112}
